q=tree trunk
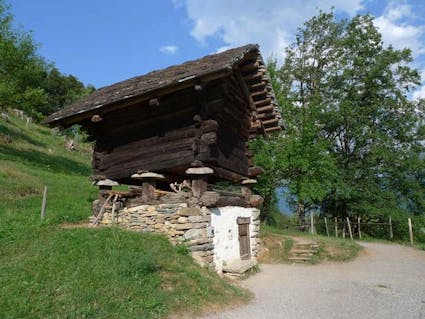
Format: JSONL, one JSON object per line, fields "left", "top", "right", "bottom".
{"left": 260, "top": 193, "right": 273, "bottom": 222}
{"left": 297, "top": 200, "right": 306, "bottom": 231}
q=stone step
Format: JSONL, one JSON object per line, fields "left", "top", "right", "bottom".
{"left": 292, "top": 243, "right": 319, "bottom": 248}
{"left": 288, "top": 257, "right": 312, "bottom": 262}
{"left": 294, "top": 253, "right": 314, "bottom": 257}
{"left": 222, "top": 259, "right": 257, "bottom": 275}
{"left": 291, "top": 249, "right": 317, "bottom": 254}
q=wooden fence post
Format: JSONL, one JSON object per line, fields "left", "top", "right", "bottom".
{"left": 335, "top": 217, "right": 338, "bottom": 237}
{"left": 40, "top": 186, "right": 47, "bottom": 220}
{"left": 346, "top": 217, "right": 353, "bottom": 240}
{"left": 408, "top": 218, "right": 413, "bottom": 246}
{"left": 324, "top": 217, "right": 329, "bottom": 237}
{"left": 358, "top": 217, "right": 362, "bottom": 239}
{"left": 389, "top": 216, "right": 393, "bottom": 240}
{"left": 310, "top": 212, "right": 314, "bottom": 235}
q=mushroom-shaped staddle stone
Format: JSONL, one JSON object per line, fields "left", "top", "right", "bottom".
{"left": 185, "top": 167, "right": 214, "bottom": 175}
{"left": 131, "top": 172, "right": 165, "bottom": 180}
{"left": 241, "top": 179, "right": 257, "bottom": 185}
{"left": 96, "top": 179, "right": 119, "bottom": 187}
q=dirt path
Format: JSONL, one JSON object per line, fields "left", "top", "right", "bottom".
{"left": 204, "top": 242, "right": 425, "bottom": 319}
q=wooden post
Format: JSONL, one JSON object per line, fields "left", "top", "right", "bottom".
{"left": 40, "top": 186, "right": 47, "bottom": 220}
{"left": 111, "top": 194, "right": 118, "bottom": 224}
{"left": 310, "top": 212, "right": 314, "bottom": 235}
{"left": 335, "top": 217, "right": 338, "bottom": 237}
{"left": 241, "top": 179, "right": 256, "bottom": 201}
{"left": 408, "top": 218, "right": 413, "bottom": 246}
{"left": 346, "top": 217, "right": 353, "bottom": 240}
{"left": 131, "top": 172, "right": 165, "bottom": 202}
{"left": 389, "top": 216, "right": 393, "bottom": 240}
{"left": 358, "top": 217, "right": 362, "bottom": 239}
{"left": 342, "top": 223, "right": 346, "bottom": 238}
{"left": 324, "top": 217, "right": 329, "bottom": 237}
{"left": 185, "top": 167, "right": 213, "bottom": 198}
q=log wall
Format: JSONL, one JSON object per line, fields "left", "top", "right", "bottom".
{"left": 86, "top": 77, "right": 252, "bottom": 183}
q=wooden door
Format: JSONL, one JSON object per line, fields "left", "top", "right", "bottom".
{"left": 237, "top": 217, "right": 251, "bottom": 260}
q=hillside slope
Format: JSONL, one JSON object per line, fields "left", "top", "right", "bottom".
{"left": 0, "top": 115, "right": 247, "bottom": 318}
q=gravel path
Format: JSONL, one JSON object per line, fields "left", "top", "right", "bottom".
{"left": 204, "top": 242, "right": 425, "bottom": 319}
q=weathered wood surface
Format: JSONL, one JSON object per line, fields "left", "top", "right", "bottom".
{"left": 86, "top": 71, "right": 272, "bottom": 183}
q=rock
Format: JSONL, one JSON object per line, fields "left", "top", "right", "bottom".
{"left": 185, "top": 167, "right": 214, "bottom": 175}
{"left": 252, "top": 220, "right": 260, "bottom": 226}
{"left": 242, "top": 179, "right": 257, "bottom": 185}
{"left": 96, "top": 179, "right": 119, "bottom": 186}
{"left": 175, "top": 223, "right": 207, "bottom": 230}
{"left": 177, "top": 217, "right": 188, "bottom": 223}
{"left": 189, "top": 243, "right": 214, "bottom": 251}
{"left": 131, "top": 172, "right": 165, "bottom": 179}
{"left": 183, "top": 228, "right": 207, "bottom": 240}
{"left": 188, "top": 215, "right": 210, "bottom": 223}
{"left": 191, "top": 250, "right": 214, "bottom": 257}
{"left": 199, "top": 191, "right": 220, "bottom": 207}
{"left": 186, "top": 238, "right": 212, "bottom": 246}
{"left": 250, "top": 195, "right": 264, "bottom": 207}
{"left": 252, "top": 208, "right": 261, "bottom": 220}
{"left": 154, "top": 223, "right": 163, "bottom": 229}
{"left": 190, "top": 243, "right": 214, "bottom": 252}
{"left": 126, "top": 205, "right": 149, "bottom": 213}
{"left": 178, "top": 207, "right": 202, "bottom": 216}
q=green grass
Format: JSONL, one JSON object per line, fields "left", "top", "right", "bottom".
{"left": 260, "top": 224, "right": 362, "bottom": 264}
{"left": 0, "top": 115, "right": 247, "bottom": 318}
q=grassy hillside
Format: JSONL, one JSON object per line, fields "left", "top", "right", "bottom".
{"left": 0, "top": 115, "right": 247, "bottom": 318}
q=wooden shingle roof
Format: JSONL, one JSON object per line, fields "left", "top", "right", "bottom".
{"left": 43, "top": 44, "right": 283, "bottom": 133}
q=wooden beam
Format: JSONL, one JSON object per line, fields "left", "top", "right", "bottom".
{"left": 248, "top": 81, "right": 266, "bottom": 91}
{"left": 256, "top": 105, "right": 274, "bottom": 113}
{"left": 264, "top": 126, "right": 281, "bottom": 133}
{"left": 262, "top": 118, "right": 279, "bottom": 126}
{"left": 243, "top": 71, "right": 264, "bottom": 82}
{"left": 210, "top": 166, "right": 248, "bottom": 182}
{"left": 239, "top": 61, "right": 259, "bottom": 72}
{"left": 254, "top": 97, "right": 272, "bottom": 107}
{"left": 251, "top": 90, "right": 268, "bottom": 99}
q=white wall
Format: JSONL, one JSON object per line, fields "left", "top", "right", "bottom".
{"left": 210, "top": 206, "right": 256, "bottom": 273}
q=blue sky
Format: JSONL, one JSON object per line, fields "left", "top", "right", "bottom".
{"left": 10, "top": 0, "right": 425, "bottom": 98}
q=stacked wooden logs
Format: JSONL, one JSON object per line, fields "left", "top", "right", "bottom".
{"left": 237, "top": 52, "right": 283, "bottom": 138}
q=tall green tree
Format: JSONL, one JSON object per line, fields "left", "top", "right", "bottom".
{"left": 274, "top": 11, "right": 425, "bottom": 221}
{"left": 252, "top": 59, "right": 337, "bottom": 224}
{"left": 0, "top": 0, "right": 94, "bottom": 120}
{"left": 0, "top": 1, "right": 48, "bottom": 117}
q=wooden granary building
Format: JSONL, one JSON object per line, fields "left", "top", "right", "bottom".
{"left": 44, "top": 44, "right": 282, "bottom": 185}
{"left": 44, "top": 44, "right": 282, "bottom": 273}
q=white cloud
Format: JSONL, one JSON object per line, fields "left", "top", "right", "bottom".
{"left": 180, "top": 0, "right": 364, "bottom": 61}
{"left": 413, "top": 85, "right": 425, "bottom": 100}
{"left": 373, "top": 2, "right": 425, "bottom": 56}
{"left": 159, "top": 45, "right": 179, "bottom": 55}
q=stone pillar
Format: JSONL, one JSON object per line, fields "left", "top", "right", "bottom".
{"left": 185, "top": 167, "right": 214, "bottom": 198}
{"left": 94, "top": 179, "right": 119, "bottom": 213}
{"left": 241, "top": 179, "right": 257, "bottom": 201}
{"left": 131, "top": 172, "right": 165, "bottom": 202}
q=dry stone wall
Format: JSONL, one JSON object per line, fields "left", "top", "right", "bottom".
{"left": 96, "top": 203, "right": 215, "bottom": 268}
{"left": 93, "top": 201, "right": 261, "bottom": 272}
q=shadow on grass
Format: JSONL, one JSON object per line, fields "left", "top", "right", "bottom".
{"left": 0, "top": 145, "right": 91, "bottom": 176}
{"left": 0, "top": 121, "right": 46, "bottom": 148}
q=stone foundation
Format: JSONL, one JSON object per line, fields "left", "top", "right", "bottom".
{"left": 92, "top": 201, "right": 260, "bottom": 272}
